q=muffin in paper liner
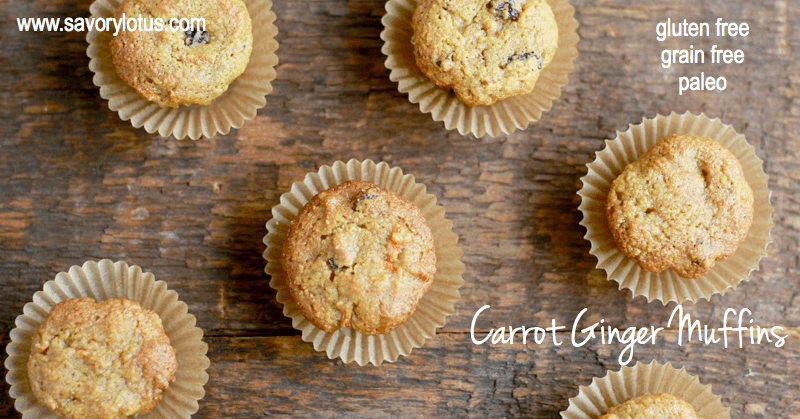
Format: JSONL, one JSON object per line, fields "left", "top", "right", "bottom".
{"left": 560, "top": 361, "right": 730, "bottom": 419}
{"left": 4, "top": 260, "right": 210, "bottom": 419}
{"left": 578, "top": 112, "right": 773, "bottom": 304}
{"left": 86, "top": 0, "right": 279, "bottom": 140}
{"left": 263, "top": 159, "right": 465, "bottom": 366}
{"left": 380, "top": 0, "right": 579, "bottom": 138}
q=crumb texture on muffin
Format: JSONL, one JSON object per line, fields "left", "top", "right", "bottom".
{"left": 599, "top": 393, "right": 700, "bottom": 419}
{"left": 607, "top": 134, "right": 754, "bottom": 279}
{"left": 27, "top": 297, "right": 178, "bottom": 419}
{"left": 110, "top": 0, "right": 253, "bottom": 107}
{"left": 282, "top": 180, "right": 437, "bottom": 335}
{"left": 411, "top": 0, "right": 558, "bottom": 106}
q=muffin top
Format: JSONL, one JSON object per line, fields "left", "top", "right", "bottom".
{"left": 282, "top": 180, "right": 437, "bottom": 335}
{"left": 110, "top": 0, "right": 253, "bottom": 107}
{"left": 411, "top": 0, "right": 558, "bottom": 106}
{"left": 27, "top": 297, "right": 177, "bottom": 419}
{"left": 599, "top": 393, "right": 700, "bottom": 419}
{"left": 607, "top": 134, "right": 754, "bottom": 279}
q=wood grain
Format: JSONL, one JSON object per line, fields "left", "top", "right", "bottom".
{"left": 1, "top": 0, "right": 798, "bottom": 417}
{"left": 201, "top": 330, "right": 800, "bottom": 418}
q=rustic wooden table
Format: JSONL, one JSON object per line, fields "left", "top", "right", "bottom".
{"left": 2, "top": 0, "right": 799, "bottom": 417}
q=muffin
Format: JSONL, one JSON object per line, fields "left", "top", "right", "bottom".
{"left": 110, "top": 0, "right": 253, "bottom": 107}
{"left": 282, "top": 180, "right": 437, "bottom": 336}
{"left": 606, "top": 134, "right": 754, "bottom": 279}
{"left": 599, "top": 393, "right": 701, "bottom": 419}
{"left": 27, "top": 297, "right": 178, "bottom": 419}
{"left": 411, "top": 0, "right": 559, "bottom": 106}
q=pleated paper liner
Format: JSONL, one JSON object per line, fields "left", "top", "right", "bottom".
{"left": 578, "top": 112, "right": 773, "bottom": 304}
{"left": 380, "top": 0, "right": 579, "bottom": 138}
{"left": 5, "top": 260, "right": 210, "bottom": 419}
{"left": 86, "top": 0, "right": 279, "bottom": 140}
{"left": 560, "top": 361, "right": 730, "bottom": 419}
{"left": 263, "top": 159, "right": 465, "bottom": 366}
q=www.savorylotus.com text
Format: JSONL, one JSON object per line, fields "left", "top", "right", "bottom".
{"left": 16, "top": 14, "right": 205, "bottom": 35}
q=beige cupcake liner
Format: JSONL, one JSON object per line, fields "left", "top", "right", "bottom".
{"left": 5, "top": 260, "right": 210, "bottom": 419}
{"left": 86, "top": 0, "right": 279, "bottom": 140}
{"left": 263, "top": 159, "right": 465, "bottom": 366}
{"left": 561, "top": 361, "right": 730, "bottom": 419}
{"left": 578, "top": 111, "right": 773, "bottom": 304}
{"left": 381, "top": 0, "right": 579, "bottom": 138}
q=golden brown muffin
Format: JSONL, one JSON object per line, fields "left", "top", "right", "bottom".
{"left": 599, "top": 393, "right": 701, "bottom": 419}
{"left": 411, "top": 0, "right": 558, "bottom": 106}
{"left": 110, "top": 0, "right": 253, "bottom": 107}
{"left": 282, "top": 180, "right": 437, "bottom": 335}
{"left": 607, "top": 134, "right": 754, "bottom": 279}
{"left": 27, "top": 298, "right": 177, "bottom": 419}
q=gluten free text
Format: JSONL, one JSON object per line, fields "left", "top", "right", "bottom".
{"left": 655, "top": 18, "right": 749, "bottom": 95}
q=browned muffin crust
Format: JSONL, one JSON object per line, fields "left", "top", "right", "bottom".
{"left": 411, "top": 0, "right": 558, "bottom": 106}
{"left": 282, "top": 180, "right": 437, "bottom": 335}
{"left": 607, "top": 134, "right": 754, "bottom": 279}
{"left": 599, "top": 393, "right": 701, "bottom": 419}
{"left": 27, "top": 297, "right": 177, "bottom": 419}
{"left": 110, "top": 0, "right": 253, "bottom": 107}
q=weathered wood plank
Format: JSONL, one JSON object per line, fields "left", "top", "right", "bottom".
{"left": 197, "top": 332, "right": 800, "bottom": 418}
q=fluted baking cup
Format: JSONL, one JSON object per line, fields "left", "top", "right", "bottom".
{"left": 5, "top": 260, "right": 210, "bottom": 419}
{"left": 578, "top": 112, "right": 773, "bottom": 304}
{"left": 87, "top": 0, "right": 279, "bottom": 140}
{"left": 263, "top": 159, "right": 465, "bottom": 366}
{"left": 561, "top": 361, "right": 730, "bottom": 419}
{"left": 381, "top": 0, "right": 579, "bottom": 138}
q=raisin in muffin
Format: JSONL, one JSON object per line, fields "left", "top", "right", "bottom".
{"left": 599, "top": 394, "right": 701, "bottom": 419}
{"left": 607, "top": 134, "right": 754, "bottom": 279}
{"left": 27, "top": 298, "right": 177, "bottom": 419}
{"left": 110, "top": 0, "right": 253, "bottom": 107}
{"left": 411, "top": 0, "right": 558, "bottom": 106}
{"left": 282, "top": 180, "right": 437, "bottom": 335}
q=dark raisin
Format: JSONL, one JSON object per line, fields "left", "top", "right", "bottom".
{"left": 517, "top": 50, "right": 544, "bottom": 69}
{"left": 352, "top": 194, "right": 377, "bottom": 210}
{"left": 501, "top": 50, "right": 543, "bottom": 69}
{"left": 184, "top": 29, "right": 209, "bottom": 46}
{"left": 494, "top": 1, "right": 520, "bottom": 21}
{"left": 327, "top": 258, "right": 340, "bottom": 271}
{"left": 435, "top": 59, "right": 442, "bottom": 68}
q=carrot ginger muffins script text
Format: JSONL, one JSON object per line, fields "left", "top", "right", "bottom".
{"left": 470, "top": 305, "right": 787, "bottom": 366}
